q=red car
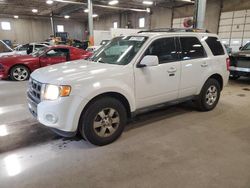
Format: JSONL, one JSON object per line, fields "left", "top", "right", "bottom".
{"left": 0, "top": 45, "right": 92, "bottom": 81}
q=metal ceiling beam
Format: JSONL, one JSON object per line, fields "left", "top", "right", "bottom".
{"left": 53, "top": 0, "right": 148, "bottom": 12}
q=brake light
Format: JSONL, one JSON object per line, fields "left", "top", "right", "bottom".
{"left": 226, "top": 58, "right": 230, "bottom": 71}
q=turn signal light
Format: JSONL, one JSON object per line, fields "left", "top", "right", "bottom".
{"left": 60, "top": 86, "right": 71, "bottom": 97}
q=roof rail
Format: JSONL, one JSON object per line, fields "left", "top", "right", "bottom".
{"left": 138, "top": 28, "right": 210, "bottom": 33}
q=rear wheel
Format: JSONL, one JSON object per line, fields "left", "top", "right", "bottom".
{"left": 79, "top": 97, "right": 127, "bottom": 146}
{"left": 10, "top": 65, "right": 30, "bottom": 81}
{"left": 195, "top": 78, "right": 221, "bottom": 111}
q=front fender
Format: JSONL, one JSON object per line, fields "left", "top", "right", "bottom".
{"left": 72, "top": 78, "right": 136, "bottom": 112}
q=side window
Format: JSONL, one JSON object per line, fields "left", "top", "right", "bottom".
{"left": 205, "top": 37, "right": 225, "bottom": 56}
{"left": 34, "top": 45, "right": 45, "bottom": 51}
{"left": 19, "top": 44, "right": 29, "bottom": 51}
{"left": 145, "top": 37, "right": 178, "bottom": 64}
{"left": 46, "top": 48, "right": 69, "bottom": 58}
{"left": 180, "top": 37, "right": 206, "bottom": 60}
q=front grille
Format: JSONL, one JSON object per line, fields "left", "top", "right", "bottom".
{"left": 28, "top": 78, "right": 42, "bottom": 104}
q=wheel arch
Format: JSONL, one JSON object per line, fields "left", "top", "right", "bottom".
{"left": 207, "top": 73, "right": 223, "bottom": 90}
{"left": 8, "top": 63, "right": 31, "bottom": 75}
{"left": 80, "top": 92, "right": 132, "bottom": 119}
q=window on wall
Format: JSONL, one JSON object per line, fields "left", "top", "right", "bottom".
{"left": 1, "top": 22, "right": 11, "bottom": 30}
{"left": 57, "top": 25, "right": 64, "bottom": 32}
{"left": 139, "top": 18, "right": 145, "bottom": 28}
{"left": 113, "top": 22, "right": 118, "bottom": 29}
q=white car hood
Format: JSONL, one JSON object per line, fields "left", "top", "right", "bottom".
{"left": 31, "top": 59, "right": 123, "bottom": 85}
{"left": 0, "top": 51, "right": 15, "bottom": 57}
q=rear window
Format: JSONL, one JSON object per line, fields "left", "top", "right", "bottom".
{"left": 205, "top": 37, "right": 225, "bottom": 56}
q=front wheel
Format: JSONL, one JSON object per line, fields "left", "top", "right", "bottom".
{"left": 79, "top": 97, "right": 127, "bottom": 146}
{"left": 10, "top": 65, "right": 30, "bottom": 81}
{"left": 195, "top": 78, "right": 221, "bottom": 111}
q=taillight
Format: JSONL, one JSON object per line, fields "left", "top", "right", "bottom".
{"left": 226, "top": 58, "right": 230, "bottom": 71}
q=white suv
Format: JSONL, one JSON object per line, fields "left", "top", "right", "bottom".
{"left": 27, "top": 29, "right": 230, "bottom": 146}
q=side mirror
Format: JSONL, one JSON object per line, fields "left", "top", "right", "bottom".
{"left": 137, "top": 55, "right": 159, "bottom": 68}
{"left": 239, "top": 46, "right": 243, "bottom": 50}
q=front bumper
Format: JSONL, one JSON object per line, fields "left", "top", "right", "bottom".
{"left": 27, "top": 92, "right": 88, "bottom": 137}
{"left": 229, "top": 66, "right": 250, "bottom": 77}
{"left": 0, "top": 70, "right": 8, "bottom": 79}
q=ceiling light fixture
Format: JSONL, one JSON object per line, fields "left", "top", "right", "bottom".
{"left": 46, "top": 0, "right": 54, "bottom": 5}
{"left": 84, "top": 9, "right": 89, "bottom": 13}
{"left": 32, "top": 9, "right": 38, "bottom": 13}
{"left": 108, "top": 0, "right": 119, "bottom": 5}
{"left": 64, "top": 15, "right": 70, "bottom": 19}
{"left": 14, "top": 15, "right": 19, "bottom": 19}
{"left": 143, "top": 1, "right": 153, "bottom": 5}
{"left": 92, "top": 14, "right": 98, "bottom": 18}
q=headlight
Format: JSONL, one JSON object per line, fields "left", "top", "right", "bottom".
{"left": 42, "top": 84, "right": 71, "bottom": 101}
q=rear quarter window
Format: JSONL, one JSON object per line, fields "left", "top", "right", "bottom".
{"left": 205, "top": 37, "right": 225, "bottom": 56}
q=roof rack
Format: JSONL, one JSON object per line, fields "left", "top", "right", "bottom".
{"left": 138, "top": 28, "right": 210, "bottom": 33}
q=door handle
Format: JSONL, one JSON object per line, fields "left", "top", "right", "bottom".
{"left": 167, "top": 67, "right": 177, "bottom": 73}
{"left": 201, "top": 62, "right": 208, "bottom": 67}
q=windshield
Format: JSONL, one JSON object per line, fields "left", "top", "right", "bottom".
{"left": 32, "top": 47, "right": 48, "bottom": 57}
{"left": 90, "top": 36, "right": 148, "bottom": 65}
{"left": 242, "top": 43, "right": 250, "bottom": 50}
{"left": 0, "top": 40, "right": 13, "bottom": 53}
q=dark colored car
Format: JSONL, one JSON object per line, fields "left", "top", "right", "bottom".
{"left": 229, "top": 42, "right": 250, "bottom": 79}
{"left": 72, "top": 40, "right": 89, "bottom": 50}
{"left": 0, "top": 45, "right": 92, "bottom": 81}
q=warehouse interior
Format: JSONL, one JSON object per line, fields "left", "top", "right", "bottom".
{"left": 1, "top": 0, "right": 250, "bottom": 188}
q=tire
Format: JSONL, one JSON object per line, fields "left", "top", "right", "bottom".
{"left": 229, "top": 74, "right": 240, "bottom": 80}
{"left": 195, "top": 78, "right": 221, "bottom": 111}
{"left": 10, "top": 65, "right": 30, "bottom": 81}
{"left": 79, "top": 97, "right": 127, "bottom": 146}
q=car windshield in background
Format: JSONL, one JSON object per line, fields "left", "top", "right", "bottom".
{"left": 32, "top": 47, "right": 48, "bottom": 57}
{"left": 242, "top": 43, "right": 250, "bottom": 50}
{"left": 90, "top": 36, "right": 148, "bottom": 65}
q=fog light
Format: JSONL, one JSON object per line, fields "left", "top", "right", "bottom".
{"left": 45, "top": 114, "right": 58, "bottom": 124}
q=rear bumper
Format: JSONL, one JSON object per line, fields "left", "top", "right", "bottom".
{"left": 229, "top": 66, "right": 250, "bottom": 76}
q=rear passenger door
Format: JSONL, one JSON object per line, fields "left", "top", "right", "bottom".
{"left": 178, "top": 36, "right": 208, "bottom": 98}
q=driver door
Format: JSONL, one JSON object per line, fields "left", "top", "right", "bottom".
{"left": 134, "top": 37, "right": 181, "bottom": 109}
{"left": 39, "top": 48, "right": 68, "bottom": 67}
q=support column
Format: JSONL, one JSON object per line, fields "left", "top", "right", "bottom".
{"left": 194, "top": 0, "right": 207, "bottom": 29}
{"left": 50, "top": 12, "right": 55, "bottom": 36}
{"left": 88, "top": 0, "right": 94, "bottom": 46}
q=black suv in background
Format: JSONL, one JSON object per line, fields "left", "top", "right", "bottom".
{"left": 229, "top": 42, "right": 250, "bottom": 79}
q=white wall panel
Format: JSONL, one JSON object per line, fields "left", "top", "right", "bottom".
{"left": 244, "top": 24, "right": 250, "bottom": 30}
{"left": 233, "top": 10, "right": 246, "bottom": 18}
{"left": 243, "top": 31, "right": 250, "bottom": 38}
{"left": 245, "top": 17, "right": 250, "bottom": 23}
{"left": 221, "top": 11, "right": 234, "bottom": 19}
{"left": 231, "top": 31, "right": 244, "bottom": 38}
{"left": 219, "top": 25, "right": 232, "bottom": 32}
{"left": 219, "top": 32, "right": 231, "bottom": 38}
{"left": 232, "top": 24, "right": 244, "bottom": 31}
{"left": 220, "top": 19, "right": 233, "bottom": 26}
{"left": 233, "top": 17, "right": 245, "bottom": 25}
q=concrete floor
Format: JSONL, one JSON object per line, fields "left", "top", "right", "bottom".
{"left": 0, "top": 79, "right": 250, "bottom": 188}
